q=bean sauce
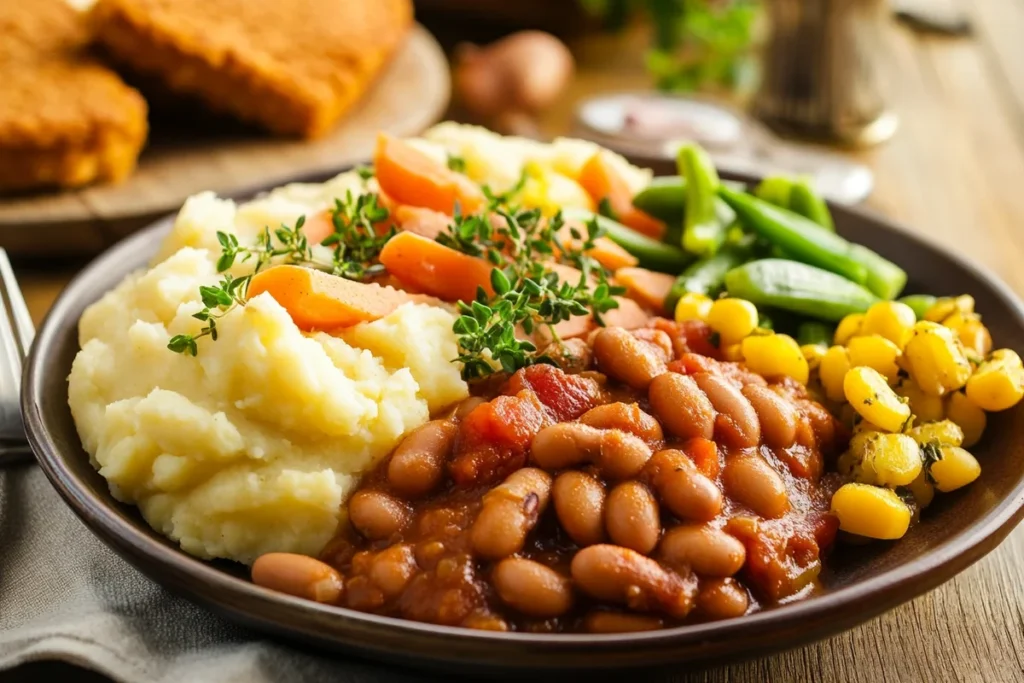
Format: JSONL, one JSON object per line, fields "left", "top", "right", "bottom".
{"left": 255, "top": 319, "right": 845, "bottom": 633}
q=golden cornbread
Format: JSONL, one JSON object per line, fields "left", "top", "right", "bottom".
{"left": 90, "top": 0, "right": 414, "bottom": 138}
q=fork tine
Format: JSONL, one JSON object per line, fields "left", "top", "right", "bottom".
{"left": 0, "top": 249, "right": 34, "bottom": 354}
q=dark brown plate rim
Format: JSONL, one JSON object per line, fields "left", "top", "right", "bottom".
{"left": 21, "top": 178, "right": 1024, "bottom": 672}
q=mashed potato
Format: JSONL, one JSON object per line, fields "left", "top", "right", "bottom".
{"left": 69, "top": 177, "right": 468, "bottom": 565}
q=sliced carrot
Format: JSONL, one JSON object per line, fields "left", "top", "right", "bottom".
{"left": 247, "top": 265, "right": 416, "bottom": 331}
{"left": 374, "top": 133, "right": 485, "bottom": 216}
{"left": 299, "top": 209, "right": 335, "bottom": 245}
{"left": 394, "top": 205, "right": 452, "bottom": 240}
{"left": 379, "top": 231, "right": 494, "bottom": 303}
{"left": 603, "top": 296, "right": 651, "bottom": 329}
{"left": 615, "top": 267, "right": 675, "bottom": 314}
{"left": 683, "top": 437, "right": 721, "bottom": 479}
{"left": 578, "top": 152, "right": 666, "bottom": 239}
{"left": 554, "top": 219, "right": 639, "bottom": 272}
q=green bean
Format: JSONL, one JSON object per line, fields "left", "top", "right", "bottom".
{"left": 724, "top": 259, "right": 879, "bottom": 322}
{"left": 797, "top": 321, "right": 835, "bottom": 347}
{"left": 789, "top": 179, "right": 835, "bottom": 231}
{"left": 665, "top": 243, "right": 752, "bottom": 311}
{"left": 898, "top": 294, "right": 938, "bottom": 320}
{"left": 632, "top": 176, "right": 687, "bottom": 226}
{"left": 679, "top": 144, "right": 733, "bottom": 256}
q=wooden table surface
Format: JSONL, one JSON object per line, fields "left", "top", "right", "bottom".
{"left": 9, "top": 2, "right": 1024, "bottom": 681}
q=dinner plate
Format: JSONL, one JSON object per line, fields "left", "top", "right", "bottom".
{"left": 21, "top": 171, "right": 1024, "bottom": 674}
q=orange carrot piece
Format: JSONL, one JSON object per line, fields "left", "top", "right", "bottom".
{"left": 615, "top": 267, "right": 676, "bottom": 313}
{"left": 247, "top": 265, "right": 416, "bottom": 331}
{"left": 394, "top": 205, "right": 452, "bottom": 240}
{"left": 379, "top": 231, "right": 494, "bottom": 303}
{"left": 578, "top": 152, "right": 666, "bottom": 239}
{"left": 300, "top": 210, "right": 335, "bottom": 245}
{"left": 603, "top": 297, "right": 651, "bottom": 329}
{"left": 374, "top": 133, "right": 485, "bottom": 216}
{"left": 554, "top": 220, "right": 639, "bottom": 272}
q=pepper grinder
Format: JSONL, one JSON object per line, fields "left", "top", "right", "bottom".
{"left": 752, "top": 0, "right": 898, "bottom": 147}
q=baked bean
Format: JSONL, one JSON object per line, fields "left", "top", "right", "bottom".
{"left": 593, "top": 327, "right": 666, "bottom": 389}
{"left": 492, "top": 558, "right": 573, "bottom": 618}
{"left": 642, "top": 449, "right": 723, "bottom": 522}
{"left": 631, "top": 328, "right": 674, "bottom": 362}
{"left": 582, "top": 611, "right": 665, "bottom": 633}
{"left": 580, "top": 402, "right": 664, "bottom": 447}
{"left": 450, "top": 396, "right": 486, "bottom": 421}
{"left": 530, "top": 423, "right": 652, "bottom": 480}
{"left": 387, "top": 420, "right": 458, "bottom": 497}
{"left": 349, "top": 490, "right": 411, "bottom": 540}
{"left": 697, "top": 578, "right": 750, "bottom": 620}
{"left": 545, "top": 337, "right": 593, "bottom": 374}
{"left": 693, "top": 373, "right": 760, "bottom": 449}
{"left": 722, "top": 453, "right": 790, "bottom": 518}
{"left": 605, "top": 481, "right": 660, "bottom": 554}
{"left": 659, "top": 524, "right": 746, "bottom": 577}
{"left": 470, "top": 468, "right": 552, "bottom": 560}
{"left": 367, "top": 544, "right": 418, "bottom": 598}
{"left": 571, "top": 544, "right": 696, "bottom": 618}
{"left": 251, "top": 553, "right": 344, "bottom": 604}
{"left": 741, "top": 384, "right": 797, "bottom": 449}
{"left": 648, "top": 373, "right": 715, "bottom": 441}
{"left": 552, "top": 471, "right": 606, "bottom": 547}
{"left": 797, "top": 398, "right": 838, "bottom": 453}
{"left": 462, "top": 613, "right": 510, "bottom": 631}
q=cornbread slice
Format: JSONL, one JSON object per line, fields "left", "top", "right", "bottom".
{"left": 90, "top": 0, "right": 414, "bottom": 139}
{"left": 0, "top": 0, "right": 148, "bottom": 192}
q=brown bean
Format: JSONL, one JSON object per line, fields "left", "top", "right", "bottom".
{"left": 583, "top": 611, "right": 665, "bottom": 633}
{"left": 659, "top": 524, "right": 746, "bottom": 577}
{"left": 461, "top": 613, "right": 510, "bottom": 631}
{"left": 722, "top": 453, "right": 790, "bottom": 519}
{"left": 530, "top": 423, "right": 652, "bottom": 480}
{"left": 580, "top": 402, "right": 664, "bottom": 447}
{"left": 631, "top": 328, "right": 674, "bottom": 362}
{"left": 697, "top": 578, "right": 750, "bottom": 620}
{"left": 251, "top": 553, "right": 344, "bottom": 604}
{"left": 693, "top": 373, "right": 760, "bottom": 449}
{"left": 642, "top": 449, "right": 723, "bottom": 522}
{"left": 552, "top": 471, "right": 606, "bottom": 547}
{"left": 571, "top": 544, "right": 696, "bottom": 618}
{"left": 450, "top": 396, "right": 486, "bottom": 420}
{"left": 492, "top": 558, "right": 573, "bottom": 618}
{"left": 348, "top": 490, "right": 411, "bottom": 540}
{"left": 387, "top": 420, "right": 458, "bottom": 497}
{"left": 544, "top": 337, "right": 593, "bottom": 374}
{"left": 470, "top": 468, "right": 552, "bottom": 560}
{"left": 648, "top": 373, "right": 715, "bottom": 441}
{"left": 367, "top": 544, "right": 418, "bottom": 598}
{"left": 593, "top": 327, "right": 666, "bottom": 389}
{"left": 605, "top": 482, "right": 660, "bottom": 554}
{"left": 741, "top": 384, "right": 797, "bottom": 448}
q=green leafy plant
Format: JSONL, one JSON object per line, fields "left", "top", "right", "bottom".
{"left": 581, "top": 0, "right": 760, "bottom": 94}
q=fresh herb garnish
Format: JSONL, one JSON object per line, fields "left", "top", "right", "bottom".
{"left": 439, "top": 194, "right": 622, "bottom": 380}
{"left": 446, "top": 154, "right": 467, "bottom": 173}
{"left": 921, "top": 442, "right": 943, "bottom": 484}
{"left": 169, "top": 190, "right": 394, "bottom": 356}
{"left": 167, "top": 274, "right": 249, "bottom": 357}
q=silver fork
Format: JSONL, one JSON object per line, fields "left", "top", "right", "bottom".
{"left": 0, "top": 248, "right": 35, "bottom": 464}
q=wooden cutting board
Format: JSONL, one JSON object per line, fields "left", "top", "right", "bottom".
{"left": 0, "top": 24, "right": 450, "bottom": 257}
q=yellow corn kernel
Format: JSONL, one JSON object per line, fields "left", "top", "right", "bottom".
{"left": 924, "top": 295, "right": 975, "bottom": 323}
{"left": 675, "top": 292, "right": 713, "bottom": 323}
{"left": 926, "top": 445, "right": 981, "bottom": 493}
{"left": 834, "top": 313, "right": 865, "bottom": 346}
{"left": 861, "top": 301, "right": 916, "bottom": 348}
{"left": 707, "top": 298, "right": 759, "bottom": 345}
{"left": 820, "top": 346, "right": 852, "bottom": 403}
{"left": 844, "top": 366, "right": 911, "bottom": 432}
{"left": 721, "top": 343, "right": 744, "bottom": 362}
{"left": 965, "top": 349, "right": 1024, "bottom": 412}
{"left": 905, "top": 471, "right": 935, "bottom": 510}
{"left": 801, "top": 343, "right": 827, "bottom": 372}
{"left": 945, "top": 391, "right": 986, "bottom": 448}
{"left": 853, "top": 432, "right": 922, "bottom": 487}
{"left": 847, "top": 334, "right": 902, "bottom": 383}
{"left": 894, "top": 379, "right": 945, "bottom": 423}
{"left": 831, "top": 483, "right": 912, "bottom": 540}
{"left": 906, "top": 419, "right": 964, "bottom": 448}
{"left": 956, "top": 319, "right": 992, "bottom": 358}
{"left": 902, "top": 321, "right": 972, "bottom": 396}
{"left": 741, "top": 333, "right": 809, "bottom": 384}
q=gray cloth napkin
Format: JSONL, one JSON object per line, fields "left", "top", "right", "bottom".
{"left": 0, "top": 463, "right": 435, "bottom": 683}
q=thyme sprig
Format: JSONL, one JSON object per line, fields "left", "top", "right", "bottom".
{"left": 167, "top": 274, "right": 249, "bottom": 356}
